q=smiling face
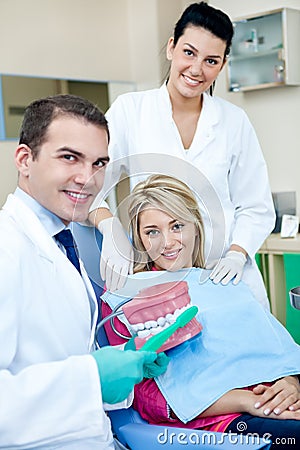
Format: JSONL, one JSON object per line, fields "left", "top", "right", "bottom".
{"left": 15, "top": 115, "right": 109, "bottom": 224}
{"left": 138, "top": 207, "right": 197, "bottom": 272}
{"left": 167, "top": 25, "right": 226, "bottom": 100}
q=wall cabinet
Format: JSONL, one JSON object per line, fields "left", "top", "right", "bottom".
{"left": 227, "top": 8, "right": 300, "bottom": 92}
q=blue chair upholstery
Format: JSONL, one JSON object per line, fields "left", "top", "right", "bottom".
{"left": 112, "top": 422, "right": 271, "bottom": 450}
{"left": 108, "top": 407, "right": 270, "bottom": 449}
{"left": 72, "top": 222, "right": 104, "bottom": 288}
{"left": 73, "top": 223, "right": 271, "bottom": 450}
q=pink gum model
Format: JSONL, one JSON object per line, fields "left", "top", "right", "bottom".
{"left": 123, "top": 281, "right": 202, "bottom": 352}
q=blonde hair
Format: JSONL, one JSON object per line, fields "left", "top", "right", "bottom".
{"left": 128, "top": 174, "right": 205, "bottom": 272}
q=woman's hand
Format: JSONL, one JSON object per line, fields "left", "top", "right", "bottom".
{"left": 197, "top": 387, "right": 300, "bottom": 421}
{"left": 252, "top": 376, "right": 300, "bottom": 416}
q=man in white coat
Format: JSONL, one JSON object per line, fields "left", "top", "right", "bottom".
{"left": 0, "top": 95, "right": 168, "bottom": 449}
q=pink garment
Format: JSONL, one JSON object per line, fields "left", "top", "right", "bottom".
{"left": 101, "top": 301, "right": 240, "bottom": 432}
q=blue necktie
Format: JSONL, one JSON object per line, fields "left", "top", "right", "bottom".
{"left": 55, "top": 229, "right": 81, "bottom": 274}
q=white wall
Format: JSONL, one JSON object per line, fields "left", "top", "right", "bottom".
{"left": 211, "top": 0, "right": 300, "bottom": 214}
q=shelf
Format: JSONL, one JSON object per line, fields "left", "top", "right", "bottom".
{"left": 230, "top": 48, "right": 281, "bottom": 62}
{"left": 260, "top": 233, "right": 300, "bottom": 254}
{"left": 230, "top": 81, "right": 285, "bottom": 92}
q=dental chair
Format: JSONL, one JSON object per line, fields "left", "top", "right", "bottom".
{"left": 73, "top": 223, "right": 271, "bottom": 450}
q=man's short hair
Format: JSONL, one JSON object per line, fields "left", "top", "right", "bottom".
{"left": 19, "top": 94, "right": 109, "bottom": 159}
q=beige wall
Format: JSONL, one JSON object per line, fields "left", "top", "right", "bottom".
{"left": 0, "top": 0, "right": 131, "bottom": 82}
{"left": 0, "top": 0, "right": 181, "bottom": 87}
{"left": 0, "top": 0, "right": 182, "bottom": 205}
{"left": 1, "top": 0, "right": 300, "bottom": 215}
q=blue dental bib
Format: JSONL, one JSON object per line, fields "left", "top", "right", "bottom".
{"left": 102, "top": 268, "right": 300, "bottom": 423}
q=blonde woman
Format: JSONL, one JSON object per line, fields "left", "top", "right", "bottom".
{"left": 129, "top": 174, "right": 205, "bottom": 273}
{"left": 101, "top": 175, "right": 300, "bottom": 448}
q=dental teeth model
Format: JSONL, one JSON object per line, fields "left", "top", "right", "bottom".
{"left": 122, "top": 281, "right": 202, "bottom": 352}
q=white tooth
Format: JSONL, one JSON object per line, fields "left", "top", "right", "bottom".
{"left": 157, "top": 316, "right": 166, "bottom": 327}
{"left": 145, "top": 320, "right": 158, "bottom": 329}
{"left": 151, "top": 323, "right": 170, "bottom": 335}
{"left": 133, "top": 322, "right": 145, "bottom": 331}
{"left": 138, "top": 329, "right": 151, "bottom": 338}
{"left": 173, "top": 308, "right": 181, "bottom": 318}
{"left": 150, "top": 326, "right": 164, "bottom": 335}
{"left": 165, "top": 313, "right": 176, "bottom": 324}
{"left": 184, "top": 75, "right": 198, "bottom": 85}
{"left": 69, "top": 192, "right": 87, "bottom": 199}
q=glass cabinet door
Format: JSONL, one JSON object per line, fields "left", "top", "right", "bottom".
{"left": 227, "top": 8, "right": 300, "bottom": 92}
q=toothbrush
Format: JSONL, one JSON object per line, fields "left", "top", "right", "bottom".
{"left": 139, "top": 305, "right": 199, "bottom": 352}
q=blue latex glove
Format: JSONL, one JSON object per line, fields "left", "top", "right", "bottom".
{"left": 91, "top": 347, "right": 163, "bottom": 403}
{"left": 124, "top": 336, "right": 137, "bottom": 351}
{"left": 143, "top": 352, "right": 170, "bottom": 378}
{"left": 124, "top": 337, "right": 170, "bottom": 378}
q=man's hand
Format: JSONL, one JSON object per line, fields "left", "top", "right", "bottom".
{"left": 91, "top": 347, "right": 164, "bottom": 404}
{"left": 124, "top": 337, "right": 170, "bottom": 378}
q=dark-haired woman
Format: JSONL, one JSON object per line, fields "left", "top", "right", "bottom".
{"left": 91, "top": 2, "right": 275, "bottom": 307}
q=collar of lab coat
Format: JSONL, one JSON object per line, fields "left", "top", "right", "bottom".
{"left": 3, "top": 193, "right": 64, "bottom": 260}
{"left": 2, "top": 193, "right": 98, "bottom": 349}
{"left": 159, "top": 82, "right": 220, "bottom": 129}
{"left": 14, "top": 187, "right": 65, "bottom": 237}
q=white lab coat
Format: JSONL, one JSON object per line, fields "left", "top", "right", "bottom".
{"left": 95, "top": 84, "right": 275, "bottom": 308}
{"left": 0, "top": 194, "right": 131, "bottom": 449}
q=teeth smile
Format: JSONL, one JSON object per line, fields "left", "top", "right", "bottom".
{"left": 183, "top": 75, "right": 200, "bottom": 85}
{"left": 67, "top": 191, "right": 88, "bottom": 199}
{"left": 162, "top": 250, "right": 181, "bottom": 257}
